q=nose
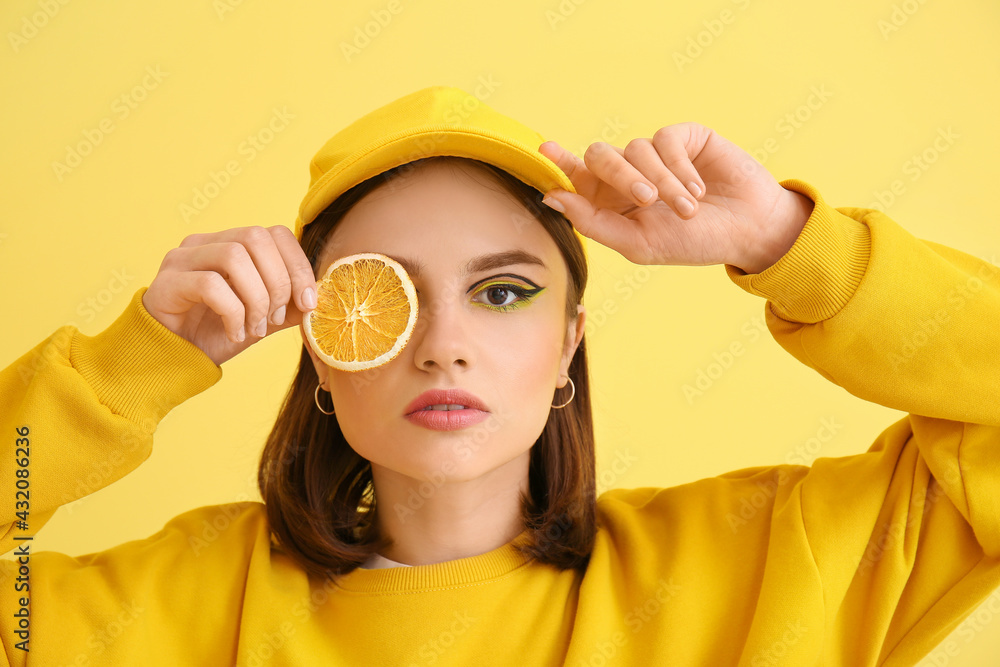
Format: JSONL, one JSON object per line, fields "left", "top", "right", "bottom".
{"left": 410, "top": 286, "right": 473, "bottom": 372}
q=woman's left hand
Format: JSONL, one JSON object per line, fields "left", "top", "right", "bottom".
{"left": 538, "top": 122, "right": 814, "bottom": 273}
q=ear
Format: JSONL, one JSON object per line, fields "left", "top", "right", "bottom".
{"left": 557, "top": 304, "right": 586, "bottom": 387}
{"left": 300, "top": 324, "right": 329, "bottom": 387}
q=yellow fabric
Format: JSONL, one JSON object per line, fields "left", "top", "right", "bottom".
{"left": 292, "top": 85, "right": 586, "bottom": 261}
{"left": 2, "top": 180, "right": 999, "bottom": 666}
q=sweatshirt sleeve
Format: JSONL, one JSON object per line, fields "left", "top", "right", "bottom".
{"left": 724, "top": 179, "right": 1000, "bottom": 665}
{"left": 0, "top": 287, "right": 240, "bottom": 664}
{"left": 0, "top": 287, "right": 222, "bottom": 554}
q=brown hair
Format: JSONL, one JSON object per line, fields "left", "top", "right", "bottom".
{"left": 257, "top": 156, "right": 595, "bottom": 578}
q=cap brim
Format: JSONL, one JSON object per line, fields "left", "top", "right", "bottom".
{"left": 293, "top": 126, "right": 577, "bottom": 241}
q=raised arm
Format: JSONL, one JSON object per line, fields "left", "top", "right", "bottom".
{"left": 538, "top": 126, "right": 1000, "bottom": 663}
{"left": 0, "top": 287, "right": 223, "bottom": 555}
{"left": 0, "top": 224, "right": 317, "bottom": 662}
{"left": 721, "top": 181, "right": 1000, "bottom": 663}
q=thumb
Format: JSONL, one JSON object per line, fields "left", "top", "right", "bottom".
{"left": 543, "top": 189, "right": 641, "bottom": 258}
{"left": 269, "top": 302, "right": 310, "bottom": 334}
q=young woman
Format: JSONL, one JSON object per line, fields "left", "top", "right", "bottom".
{"left": 2, "top": 85, "right": 998, "bottom": 665}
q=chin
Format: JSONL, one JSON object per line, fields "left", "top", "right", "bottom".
{"left": 381, "top": 445, "right": 529, "bottom": 486}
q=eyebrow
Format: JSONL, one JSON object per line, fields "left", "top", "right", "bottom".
{"left": 389, "top": 249, "right": 547, "bottom": 280}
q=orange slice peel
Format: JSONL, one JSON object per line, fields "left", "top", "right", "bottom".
{"left": 303, "top": 252, "right": 418, "bottom": 372}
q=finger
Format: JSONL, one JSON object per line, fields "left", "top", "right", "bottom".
{"left": 544, "top": 188, "right": 652, "bottom": 264}
{"left": 165, "top": 241, "right": 271, "bottom": 338}
{"left": 581, "top": 141, "right": 668, "bottom": 209}
{"left": 164, "top": 271, "right": 248, "bottom": 343}
{"left": 651, "top": 123, "right": 708, "bottom": 200}
{"left": 538, "top": 141, "right": 604, "bottom": 196}
{"left": 266, "top": 224, "right": 318, "bottom": 323}
{"left": 623, "top": 138, "right": 699, "bottom": 219}
{"left": 231, "top": 226, "right": 293, "bottom": 330}
{"left": 183, "top": 226, "right": 291, "bottom": 335}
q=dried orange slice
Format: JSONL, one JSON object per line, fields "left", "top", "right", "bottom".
{"left": 303, "top": 252, "right": 418, "bottom": 372}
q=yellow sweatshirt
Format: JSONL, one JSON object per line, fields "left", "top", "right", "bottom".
{"left": 2, "top": 179, "right": 999, "bottom": 667}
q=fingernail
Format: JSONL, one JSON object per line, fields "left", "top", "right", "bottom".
{"left": 542, "top": 196, "right": 565, "bottom": 213}
{"left": 255, "top": 318, "right": 267, "bottom": 337}
{"left": 237, "top": 326, "right": 245, "bottom": 342}
{"left": 632, "top": 182, "right": 655, "bottom": 203}
{"left": 271, "top": 305, "right": 286, "bottom": 325}
{"left": 303, "top": 287, "right": 317, "bottom": 309}
{"left": 687, "top": 181, "right": 703, "bottom": 198}
{"left": 675, "top": 196, "right": 695, "bottom": 217}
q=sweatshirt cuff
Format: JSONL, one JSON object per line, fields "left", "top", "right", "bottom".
{"left": 69, "top": 286, "right": 223, "bottom": 431}
{"left": 724, "top": 178, "right": 872, "bottom": 324}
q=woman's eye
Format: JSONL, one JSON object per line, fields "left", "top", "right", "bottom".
{"left": 473, "top": 283, "right": 537, "bottom": 311}
{"left": 485, "top": 286, "right": 517, "bottom": 307}
{"left": 415, "top": 281, "right": 544, "bottom": 311}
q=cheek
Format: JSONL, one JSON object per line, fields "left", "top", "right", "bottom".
{"left": 487, "top": 318, "right": 565, "bottom": 419}
{"left": 326, "top": 372, "right": 392, "bottom": 457}
{"left": 490, "top": 354, "right": 562, "bottom": 464}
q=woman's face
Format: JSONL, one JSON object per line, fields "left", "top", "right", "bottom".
{"left": 301, "top": 159, "right": 586, "bottom": 487}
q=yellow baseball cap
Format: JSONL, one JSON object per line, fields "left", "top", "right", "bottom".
{"left": 293, "top": 85, "right": 585, "bottom": 257}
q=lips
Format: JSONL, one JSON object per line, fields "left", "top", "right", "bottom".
{"left": 404, "top": 389, "right": 489, "bottom": 416}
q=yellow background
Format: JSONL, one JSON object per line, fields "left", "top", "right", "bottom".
{"left": 2, "top": 0, "right": 998, "bottom": 662}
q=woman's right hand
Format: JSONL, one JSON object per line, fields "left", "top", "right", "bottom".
{"left": 142, "top": 225, "right": 318, "bottom": 366}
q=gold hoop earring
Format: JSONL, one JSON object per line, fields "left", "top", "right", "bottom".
{"left": 551, "top": 377, "right": 576, "bottom": 409}
{"left": 315, "top": 382, "right": 336, "bottom": 415}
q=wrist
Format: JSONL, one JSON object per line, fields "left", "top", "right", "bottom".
{"left": 737, "top": 188, "right": 813, "bottom": 274}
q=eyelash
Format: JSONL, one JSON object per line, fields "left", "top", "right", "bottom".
{"left": 414, "top": 281, "right": 543, "bottom": 312}
{"left": 473, "top": 282, "right": 540, "bottom": 312}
